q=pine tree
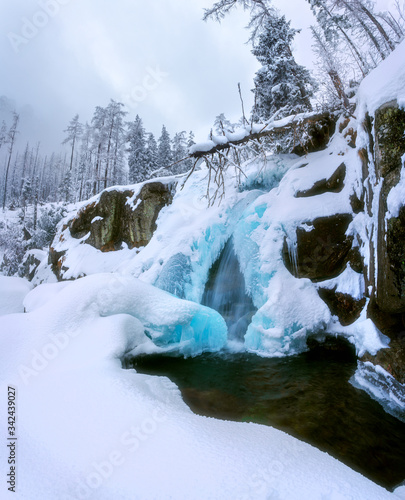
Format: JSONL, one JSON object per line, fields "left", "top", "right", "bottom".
{"left": 171, "top": 131, "right": 188, "bottom": 174}
{"left": 157, "top": 125, "right": 173, "bottom": 173}
{"left": 145, "top": 133, "right": 159, "bottom": 175}
{"left": 251, "top": 15, "right": 316, "bottom": 122}
{"left": 184, "top": 131, "right": 196, "bottom": 171}
{"left": 127, "top": 115, "right": 149, "bottom": 183}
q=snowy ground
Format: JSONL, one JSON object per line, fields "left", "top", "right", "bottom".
{"left": 1, "top": 275, "right": 403, "bottom": 500}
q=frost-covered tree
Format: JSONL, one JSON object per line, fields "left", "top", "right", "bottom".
{"left": 157, "top": 125, "right": 173, "bottom": 172}
{"left": 311, "top": 25, "right": 350, "bottom": 108}
{"left": 145, "top": 133, "right": 159, "bottom": 175}
{"left": 213, "top": 113, "right": 235, "bottom": 135}
{"left": 2, "top": 112, "right": 19, "bottom": 210}
{"left": 62, "top": 114, "right": 83, "bottom": 172}
{"left": 102, "top": 100, "right": 127, "bottom": 189}
{"left": 0, "top": 121, "right": 7, "bottom": 152}
{"left": 127, "top": 115, "right": 149, "bottom": 183}
{"left": 251, "top": 15, "right": 316, "bottom": 122}
{"left": 91, "top": 106, "right": 107, "bottom": 195}
{"left": 77, "top": 123, "right": 93, "bottom": 202}
{"left": 171, "top": 131, "right": 188, "bottom": 174}
{"left": 204, "top": 0, "right": 275, "bottom": 40}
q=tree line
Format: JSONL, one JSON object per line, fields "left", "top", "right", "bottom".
{"left": 0, "top": 101, "right": 195, "bottom": 213}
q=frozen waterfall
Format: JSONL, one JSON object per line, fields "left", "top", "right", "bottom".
{"left": 202, "top": 238, "right": 256, "bottom": 343}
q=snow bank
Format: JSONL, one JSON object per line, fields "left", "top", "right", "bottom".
{"left": 0, "top": 276, "right": 33, "bottom": 316}
{"left": 357, "top": 40, "right": 405, "bottom": 116}
{"left": 0, "top": 275, "right": 396, "bottom": 500}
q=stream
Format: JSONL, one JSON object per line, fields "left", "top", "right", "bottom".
{"left": 128, "top": 239, "right": 405, "bottom": 490}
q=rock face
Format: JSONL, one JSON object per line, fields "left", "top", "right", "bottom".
{"left": 50, "top": 181, "right": 174, "bottom": 280}
{"left": 362, "top": 337, "right": 405, "bottom": 385}
{"left": 283, "top": 214, "right": 353, "bottom": 282}
{"left": 373, "top": 102, "right": 405, "bottom": 315}
{"left": 359, "top": 101, "right": 405, "bottom": 384}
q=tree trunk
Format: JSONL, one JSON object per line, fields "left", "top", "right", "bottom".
{"left": 328, "top": 70, "right": 350, "bottom": 108}
{"left": 358, "top": 2, "right": 395, "bottom": 52}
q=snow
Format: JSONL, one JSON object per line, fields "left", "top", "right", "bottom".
{"left": 0, "top": 274, "right": 397, "bottom": 499}
{"left": 0, "top": 276, "right": 33, "bottom": 316}
{"left": 189, "top": 110, "right": 326, "bottom": 155}
{"left": 351, "top": 361, "right": 405, "bottom": 423}
{"left": 387, "top": 154, "right": 405, "bottom": 219}
{"left": 395, "top": 485, "right": 405, "bottom": 499}
{"left": 357, "top": 40, "right": 405, "bottom": 116}
{"left": 317, "top": 264, "right": 365, "bottom": 301}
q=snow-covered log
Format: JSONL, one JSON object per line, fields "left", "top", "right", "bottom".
{"left": 188, "top": 111, "right": 335, "bottom": 158}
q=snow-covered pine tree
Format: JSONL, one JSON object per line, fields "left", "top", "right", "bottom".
{"left": 184, "top": 131, "right": 196, "bottom": 171}
{"left": 171, "top": 131, "right": 188, "bottom": 175}
{"left": 145, "top": 133, "right": 159, "bottom": 175}
{"left": 251, "top": 14, "right": 317, "bottom": 122}
{"left": 157, "top": 125, "right": 173, "bottom": 174}
{"left": 127, "top": 115, "right": 149, "bottom": 183}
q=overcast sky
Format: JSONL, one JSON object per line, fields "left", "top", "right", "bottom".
{"left": 0, "top": 0, "right": 392, "bottom": 153}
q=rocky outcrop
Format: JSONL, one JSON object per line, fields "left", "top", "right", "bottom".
{"left": 374, "top": 102, "right": 405, "bottom": 315}
{"left": 50, "top": 181, "right": 174, "bottom": 280}
{"left": 283, "top": 214, "right": 353, "bottom": 282}
{"left": 362, "top": 336, "right": 405, "bottom": 385}
{"left": 295, "top": 162, "right": 346, "bottom": 198}
{"left": 20, "top": 249, "right": 47, "bottom": 281}
{"left": 359, "top": 101, "right": 405, "bottom": 385}
{"left": 317, "top": 288, "right": 366, "bottom": 326}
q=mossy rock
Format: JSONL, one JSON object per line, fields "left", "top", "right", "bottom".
{"left": 375, "top": 103, "right": 405, "bottom": 177}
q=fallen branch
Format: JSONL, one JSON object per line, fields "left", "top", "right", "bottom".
{"left": 189, "top": 111, "right": 335, "bottom": 158}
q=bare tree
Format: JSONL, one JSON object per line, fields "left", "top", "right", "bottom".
{"left": 2, "top": 113, "right": 19, "bottom": 210}
{"left": 62, "top": 114, "right": 83, "bottom": 172}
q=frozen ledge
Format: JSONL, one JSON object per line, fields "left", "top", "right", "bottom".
{"left": 350, "top": 361, "right": 405, "bottom": 423}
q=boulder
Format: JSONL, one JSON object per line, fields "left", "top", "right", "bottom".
{"left": 317, "top": 287, "right": 366, "bottom": 326}
{"left": 50, "top": 181, "right": 174, "bottom": 280}
{"left": 283, "top": 214, "right": 353, "bottom": 281}
{"left": 295, "top": 162, "right": 346, "bottom": 198}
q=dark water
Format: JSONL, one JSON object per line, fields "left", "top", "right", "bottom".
{"left": 201, "top": 238, "right": 256, "bottom": 342}
{"left": 129, "top": 344, "right": 405, "bottom": 491}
